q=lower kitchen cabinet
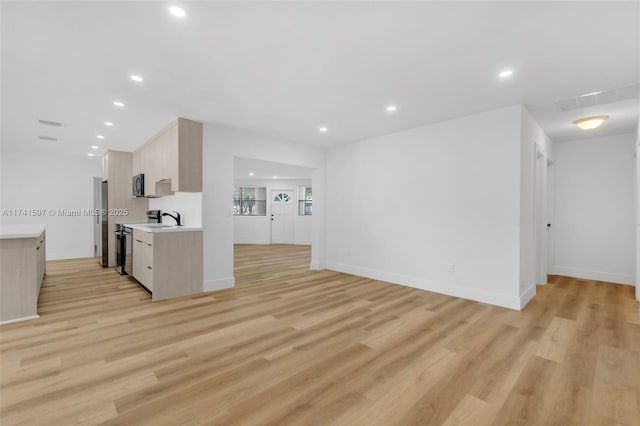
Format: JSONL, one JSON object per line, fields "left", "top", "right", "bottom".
{"left": 0, "top": 228, "right": 46, "bottom": 323}
{"left": 132, "top": 237, "right": 154, "bottom": 291}
{"left": 131, "top": 229, "right": 203, "bottom": 301}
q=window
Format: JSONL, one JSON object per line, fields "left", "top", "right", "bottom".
{"left": 273, "top": 192, "right": 291, "bottom": 202}
{"left": 298, "top": 186, "right": 312, "bottom": 215}
{"left": 233, "top": 187, "right": 266, "bottom": 216}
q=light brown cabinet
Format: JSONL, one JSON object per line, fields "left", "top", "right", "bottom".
{"left": 103, "top": 150, "right": 149, "bottom": 267}
{"left": 131, "top": 229, "right": 203, "bottom": 301}
{"left": 133, "top": 233, "right": 154, "bottom": 292}
{"left": 0, "top": 229, "right": 46, "bottom": 323}
{"left": 36, "top": 232, "right": 46, "bottom": 294}
{"left": 132, "top": 118, "right": 202, "bottom": 197}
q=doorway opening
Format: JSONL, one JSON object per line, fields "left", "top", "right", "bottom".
{"left": 92, "top": 177, "right": 103, "bottom": 260}
{"left": 232, "top": 157, "right": 316, "bottom": 282}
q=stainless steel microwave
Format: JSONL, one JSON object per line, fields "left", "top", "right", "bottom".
{"left": 132, "top": 173, "right": 145, "bottom": 197}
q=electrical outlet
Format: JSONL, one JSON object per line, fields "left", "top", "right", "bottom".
{"left": 448, "top": 263, "right": 455, "bottom": 273}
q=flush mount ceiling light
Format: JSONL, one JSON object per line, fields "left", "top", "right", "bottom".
{"left": 96, "top": 135, "right": 104, "bottom": 139}
{"left": 130, "top": 74, "right": 144, "bottom": 83}
{"left": 498, "top": 69, "right": 513, "bottom": 78}
{"left": 573, "top": 115, "right": 609, "bottom": 130}
{"left": 386, "top": 105, "right": 397, "bottom": 112}
{"left": 249, "top": 172, "right": 255, "bottom": 176}
{"left": 88, "top": 153, "right": 95, "bottom": 157}
{"left": 91, "top": 145, "right": 99, "bottom": 149}
{"left": 104, "top": 121, "right": 114, "bottom": 126}
{"left": 319, "top": 127, "right": 328, "bottom": 133}
{"left": 113, "top": 101, "right": 125, "bottom": 107}
{"left": 272, "top": 176, "right": 278, "bottom": 179}
{"left": 169, "top": 5, "right": 186, "bottom": 18}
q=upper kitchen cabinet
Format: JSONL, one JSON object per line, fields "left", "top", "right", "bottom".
{"left": 133, "top": 118, "right": 202, "bottom": 197}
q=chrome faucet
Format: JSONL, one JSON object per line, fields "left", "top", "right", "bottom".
{"left": 162, "top": 211, "right": 182, "bottom": 226}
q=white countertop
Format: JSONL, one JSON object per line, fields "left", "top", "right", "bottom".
{"left": 0, "top": 224, "right": 46, "bottom": 239}
{"left": 123, "top": 223, "right": 202, "bottom": 233}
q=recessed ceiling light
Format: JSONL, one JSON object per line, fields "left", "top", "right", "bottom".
{"left": 498, "top": 69, "right": 513, "bottom": 78}
{"left": 249, "top": 172, "right": 255, "bottom": 176}
{"left": 96, "top": 135, "right": 104, "bottom": 139}
{"left": 319, "top": 127, "right": 328, "bottom": 133}
{"left": 130, "top": 75, "right": 144, "bottom": 83}
{"left": 169, "top": 5, "right": 186, "bottom": 18}
{"left": 104, "top": 121, "right": 114, "bottom": 126}
{"left": 113, "top": 101, "right": 125, "bottom": 107}
{"left": 38, "top": 135, "right": 57, "bottom": 142}
{"left": 91, "top": 145, "right": 99, "bottom": 149}
{"left": 273, "top": 176, "right": 278, "bottom": 179}
{"left": 88, "top": 153, "right": 95, "bottom": 157}
{"left": 386, "top": 105, "right": 397, "bottom": 112}
{"left": 573, "top": 115, "right": 609, "bottom": 130}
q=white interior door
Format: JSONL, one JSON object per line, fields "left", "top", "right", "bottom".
{"left": 271, "top": 190, "right": 294, "bottom": 244}
{"left": 534, "top": 146, "right": 547, "bottom": 284}
{"left": 546, "top": 160, "right": 555, "bottom": 278}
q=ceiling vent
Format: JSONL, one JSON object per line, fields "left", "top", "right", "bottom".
{"left": 38, "top": 119, "right": 62, "bottom": 127}
{"left": 38, "top": 135, "right": 58, "bottom": 141}
{"left": 554, "top": 84, "right": 639, "bottom": 112}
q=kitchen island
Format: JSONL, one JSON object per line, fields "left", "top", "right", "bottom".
{"left": 0, "top": 224, "right": 46, "bottom": 324}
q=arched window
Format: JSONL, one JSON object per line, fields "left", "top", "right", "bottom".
{"left": 273, "top": 193, "right": 290, "bottom": 202}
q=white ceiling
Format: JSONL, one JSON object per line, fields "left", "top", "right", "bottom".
{"left": 2, "top": 1, "right": 639, "bottom": 159}
{"left": 234, "top": 157, "right": 314, "bottom": 181}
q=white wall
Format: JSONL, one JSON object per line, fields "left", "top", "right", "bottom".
{"left": 233, "top": 178, "right": 312, "bottom": 245}
{"left": 0, "top": 151, "right": 102, "bottom": 260}
{"left": 635, "top": 120, "right": 639, "bottom": 300}
{"left": 520, "top": 107, "right": 554, "bottom": 304}
{"left": 325, "top": 105, "right": 525, "bottom": 309}
{"left": 202, "top": 125, "right": 326, "bottom": 292}
{"left": 148, "top": 192, "right": 202, "bottom": 227}
{"left": 552, "top": 133, "right": 635, "bottom": 285}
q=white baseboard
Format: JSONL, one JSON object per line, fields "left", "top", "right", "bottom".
{"left": 203, "top": 277, "right": 235, "bottom": 292}
{"left": 326, "top": 261, "right": 522, "bottom": 310}
{"left": 234, "top": 241, "right": 311, "bottom": 245}
{"left": 234, "top": 240, "right": 270, "bottom": 245}
{"left": 0, "top": 315, "right": 39, "bottom": 325}
{"left": 520, "top": 285, "right": 536, "bottom": 309}
{"left": 551, "top": 265, "right": 634, "bottom": 286}
{"left": 310, "top": 261, "right": 326, "bottom": 271}
{"left": 48, "top": 252, "right": 95, "bottom": 261}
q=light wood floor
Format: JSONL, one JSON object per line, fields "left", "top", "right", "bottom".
{"left": 1, "top": 244, "right": 639, "bottom": 425}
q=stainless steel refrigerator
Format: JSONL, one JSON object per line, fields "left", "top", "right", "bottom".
{"left": 100, "top": 180, "right": 108, "bottom": 266}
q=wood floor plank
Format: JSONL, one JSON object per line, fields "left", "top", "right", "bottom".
{"left": 0, "top": 246, "right": 638, "bottom": 425}
{"left": 591, "top": 345, "right": 640, "bottom": 425}
{"left": 536, "top": 316, "right": 578, "bottom": 362}
{"left": 441, "top": 394, "right": 496, "bottom": 426}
